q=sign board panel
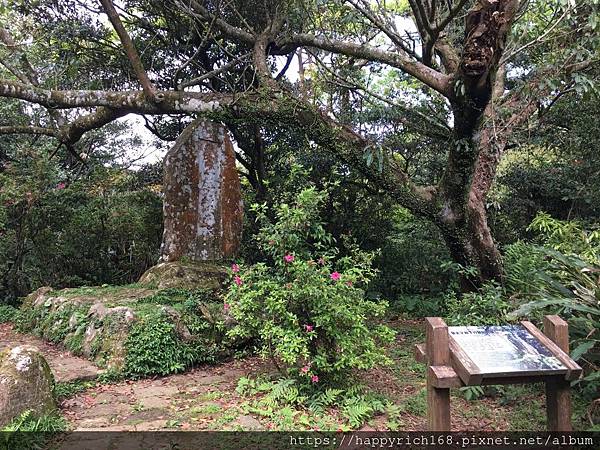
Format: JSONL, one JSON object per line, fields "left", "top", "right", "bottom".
{"left": 448, "top": 325, "right": 567, "bottom": 378}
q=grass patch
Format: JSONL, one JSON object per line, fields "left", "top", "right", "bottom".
{"left": 403, "top": 388, "right": 427, "bottom": 416}
{"left": 190, "top": 404, "right": 222, "bottom": 415}
{"left": 2, "top": 410, "right": 68, "bottom": 450}
{"left": 53, "top": 380, "right": 97, "bottom": 402}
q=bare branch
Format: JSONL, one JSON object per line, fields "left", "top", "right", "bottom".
{"left": 345, "top": 0, "right": 420, "bottom": 60}
{"left": 181, "top": 0, "right": 255, "bottom": 44}
{"left": 179, "top": 53, "right": 251, "bottom": 89}
{"left": 99, "top": 0, "right": 157, "bottom": 101}
{"left": 286, "top": 33, "right": 451, "bottom": 96}
{"left": 0, "top": 125, "right": 59, "bottom": 137}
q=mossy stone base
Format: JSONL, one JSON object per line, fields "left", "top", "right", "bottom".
{"left": 139, "top": 261, "right": 229, "bottom": 290}
{"left": 16, "top": 284, "right": 234, "bottom": 377}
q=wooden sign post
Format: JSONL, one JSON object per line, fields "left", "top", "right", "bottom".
{"left": 415, "top": 315, "right": 582, "bottom": 431}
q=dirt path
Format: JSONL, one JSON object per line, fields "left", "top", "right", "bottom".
{"left": 60, "top": 358, "right": 267, "bottom": 431}
{"left": 0, "top": 323, "right": 102, "bottom": 383}
{"left": 2, "top": 321, "right": 547, "bottom": 432}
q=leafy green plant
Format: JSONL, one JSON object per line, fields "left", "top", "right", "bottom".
{"left": 460, "top": 386, "right": 485, "bottom": 401}
{"left": 2, "top": 410, "right": 67, "bottom": 450}
{"left": 236, "top": 376, "right": 387, "bottom": 430}
{"left": 528, "top": 212, "right": 600, "bottom": 262}
{"left": 445, "top": 282, "right": 511, "bottom": 326}
{"left": 507, "top": 247, "right": 599, "bottom": 402}
{"left": 225, "top": 186, "right": 395, "bottom": 383}
{"left": 123, "top": 307, "right": 227, "bottom": 378}
{"left": 53, "top": 380, "right": 96, "bottom": 402}
{"left": 0, "top": 305, "right": 17, "bottom": 323}
{"left": 125, "top": 312, "right": 190, "bottom": 377}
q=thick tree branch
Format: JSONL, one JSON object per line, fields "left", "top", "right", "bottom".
{"left": 0, "top": 125, "right": 59, "bottom": 137}
{"left": 0, "top": 78, "right": 226, "bottom": 112}
{"left": 286, "top": 34, "right": 451, "bottom": 96}
{"left": 100, "top": 0, "right": 157, "bottom": 101}
{"left": 181, "top": 0, "right": 255, "bottom": 44}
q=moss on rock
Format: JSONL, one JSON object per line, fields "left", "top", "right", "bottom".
{"left": 0, "top": 345, "right": 56, "bottom": 427}
{"left": 138, "top": 260, "right": 228, "bottom": 290}
{"left": 16, "top": 284, "right": 235, "bottom": 378}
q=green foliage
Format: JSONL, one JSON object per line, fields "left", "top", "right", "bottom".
{"left": 445, "top": 282, "right": 511, "bottom": 326}
{"left": 2, "top": 410, "right": 67, "bottom": 432}
{"left": 226, "top": 186, "right": 395, "bottom": 382}
{"left": 1, "top": 410, "right": 67, "bottom": 450}
{"left": 504, "top": 241, "right": 550, "bottom": 297}
{"left": 389, "top": 294, "right": 445, "bottom": 317}
{"left": 528, "top": 212, "right": 600, "bottom": 262}
{"left": 460, "top": 386, "right": 485, "bottom": 401}
{"left": 124, "top": 313, "right": 189, "bottom": 377}
{"left": 236, "top": 376, "right": 387, "bottom": 430}
{"left": 507, "top": 248, "right": 599, "bottom": 365}
{"left": 53, "top": 380, "right": 96, "bottom": 402}
{"left": 0, "top": 305, "right": 17, "bottom": 323}
{"left": 504, "top": 219, "right": 599, "bottom": 401}
{"left": 16, "top": 286, "right": 232, "bottom": 378}
{"left": 0, "top": 151, "right": 162, "bottom": 303}
{"left": 372, "top": 208, "right": 455, "bottom": 299}
{"left": 402, "top": 388, "right": 427, "bottom": 416}
{"left": 123, "top": 304, "right": 226, "bottom": 378}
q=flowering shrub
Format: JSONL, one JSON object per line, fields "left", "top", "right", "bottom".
{"left": 224, "top": 187, "right": 395, "bottom": 383}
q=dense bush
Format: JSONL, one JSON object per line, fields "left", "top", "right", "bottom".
{"left": 225, "top": 186, "right": 395, "bottom": 383}
{"left": 507, "top": 247, "right": 599, "bottom": 395}
{"left": 0, "top": 304, "right": 17, "bottom": 323}
{"left": 444, "top": 282, "right": 512, "bottom": 326}
{"left": 124, "top": 296, "right": 228, "bottom": 378}
{"left": 371, "top": 207, "right": 455, "bottom": 299}
{"left": 502, "top": 216, "right": 599, "bottom": 402}
{"left": 0, "top": 152, "right": 162, "bottom": 303}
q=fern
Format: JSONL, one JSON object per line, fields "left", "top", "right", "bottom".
{"left": 342, "top": 399, "right": 373, "bottom": 428}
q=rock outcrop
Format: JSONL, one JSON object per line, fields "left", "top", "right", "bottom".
{"left": 0, "top": 345, "right": 56, "bottom": 427}
{"left": 160, "top": 119, "right": 243, "bottom": 263}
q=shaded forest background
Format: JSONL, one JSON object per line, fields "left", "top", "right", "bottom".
{"left": 0, "top": 0, "right": 599, "bottom": 428}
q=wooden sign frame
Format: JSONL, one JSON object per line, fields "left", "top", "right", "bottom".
{"left": 415, "top": 315, "right": 582, "bottom": 432}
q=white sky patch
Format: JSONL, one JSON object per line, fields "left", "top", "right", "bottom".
{"left": 116, "top": 114, "right": 166, "bottom": 168}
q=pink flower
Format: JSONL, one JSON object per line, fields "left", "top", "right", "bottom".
{"left": 346, "top": 281, "right": 353, "bottom": 287}
{"left": 330, "top": 272, "right": 341, "bottom": 281}
{"left": 231, "top": 263, "right": 240, "bottom": 273}
{"left": 223, "top": 302, "right": 230, "bottom": 312}
{"left": 304, "top": 324, "right": 314, "bottom": 332}
{"left": 300, "top": 365, "right": 310, "bottom": 374}
{"left": 311, "top": 375, "right": 319, "bottom": 383}
{"left": 56, "top": 182, "right": 66, "bottom": 190}
{"left": 284, "top": 254, "right": 295, "bottom": 263}
{"left": 234, "top": 275, "right": 243, "bottom": 286}
{"left": 318, "top": 258, "right": 325, "bottom": 265}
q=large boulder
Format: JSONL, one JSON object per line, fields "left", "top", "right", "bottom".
{"left": 160, "top": 119, "right": 243, "bottom": 263}
{"left": 0, "top": 345, "right": 56, "bottom": 427}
